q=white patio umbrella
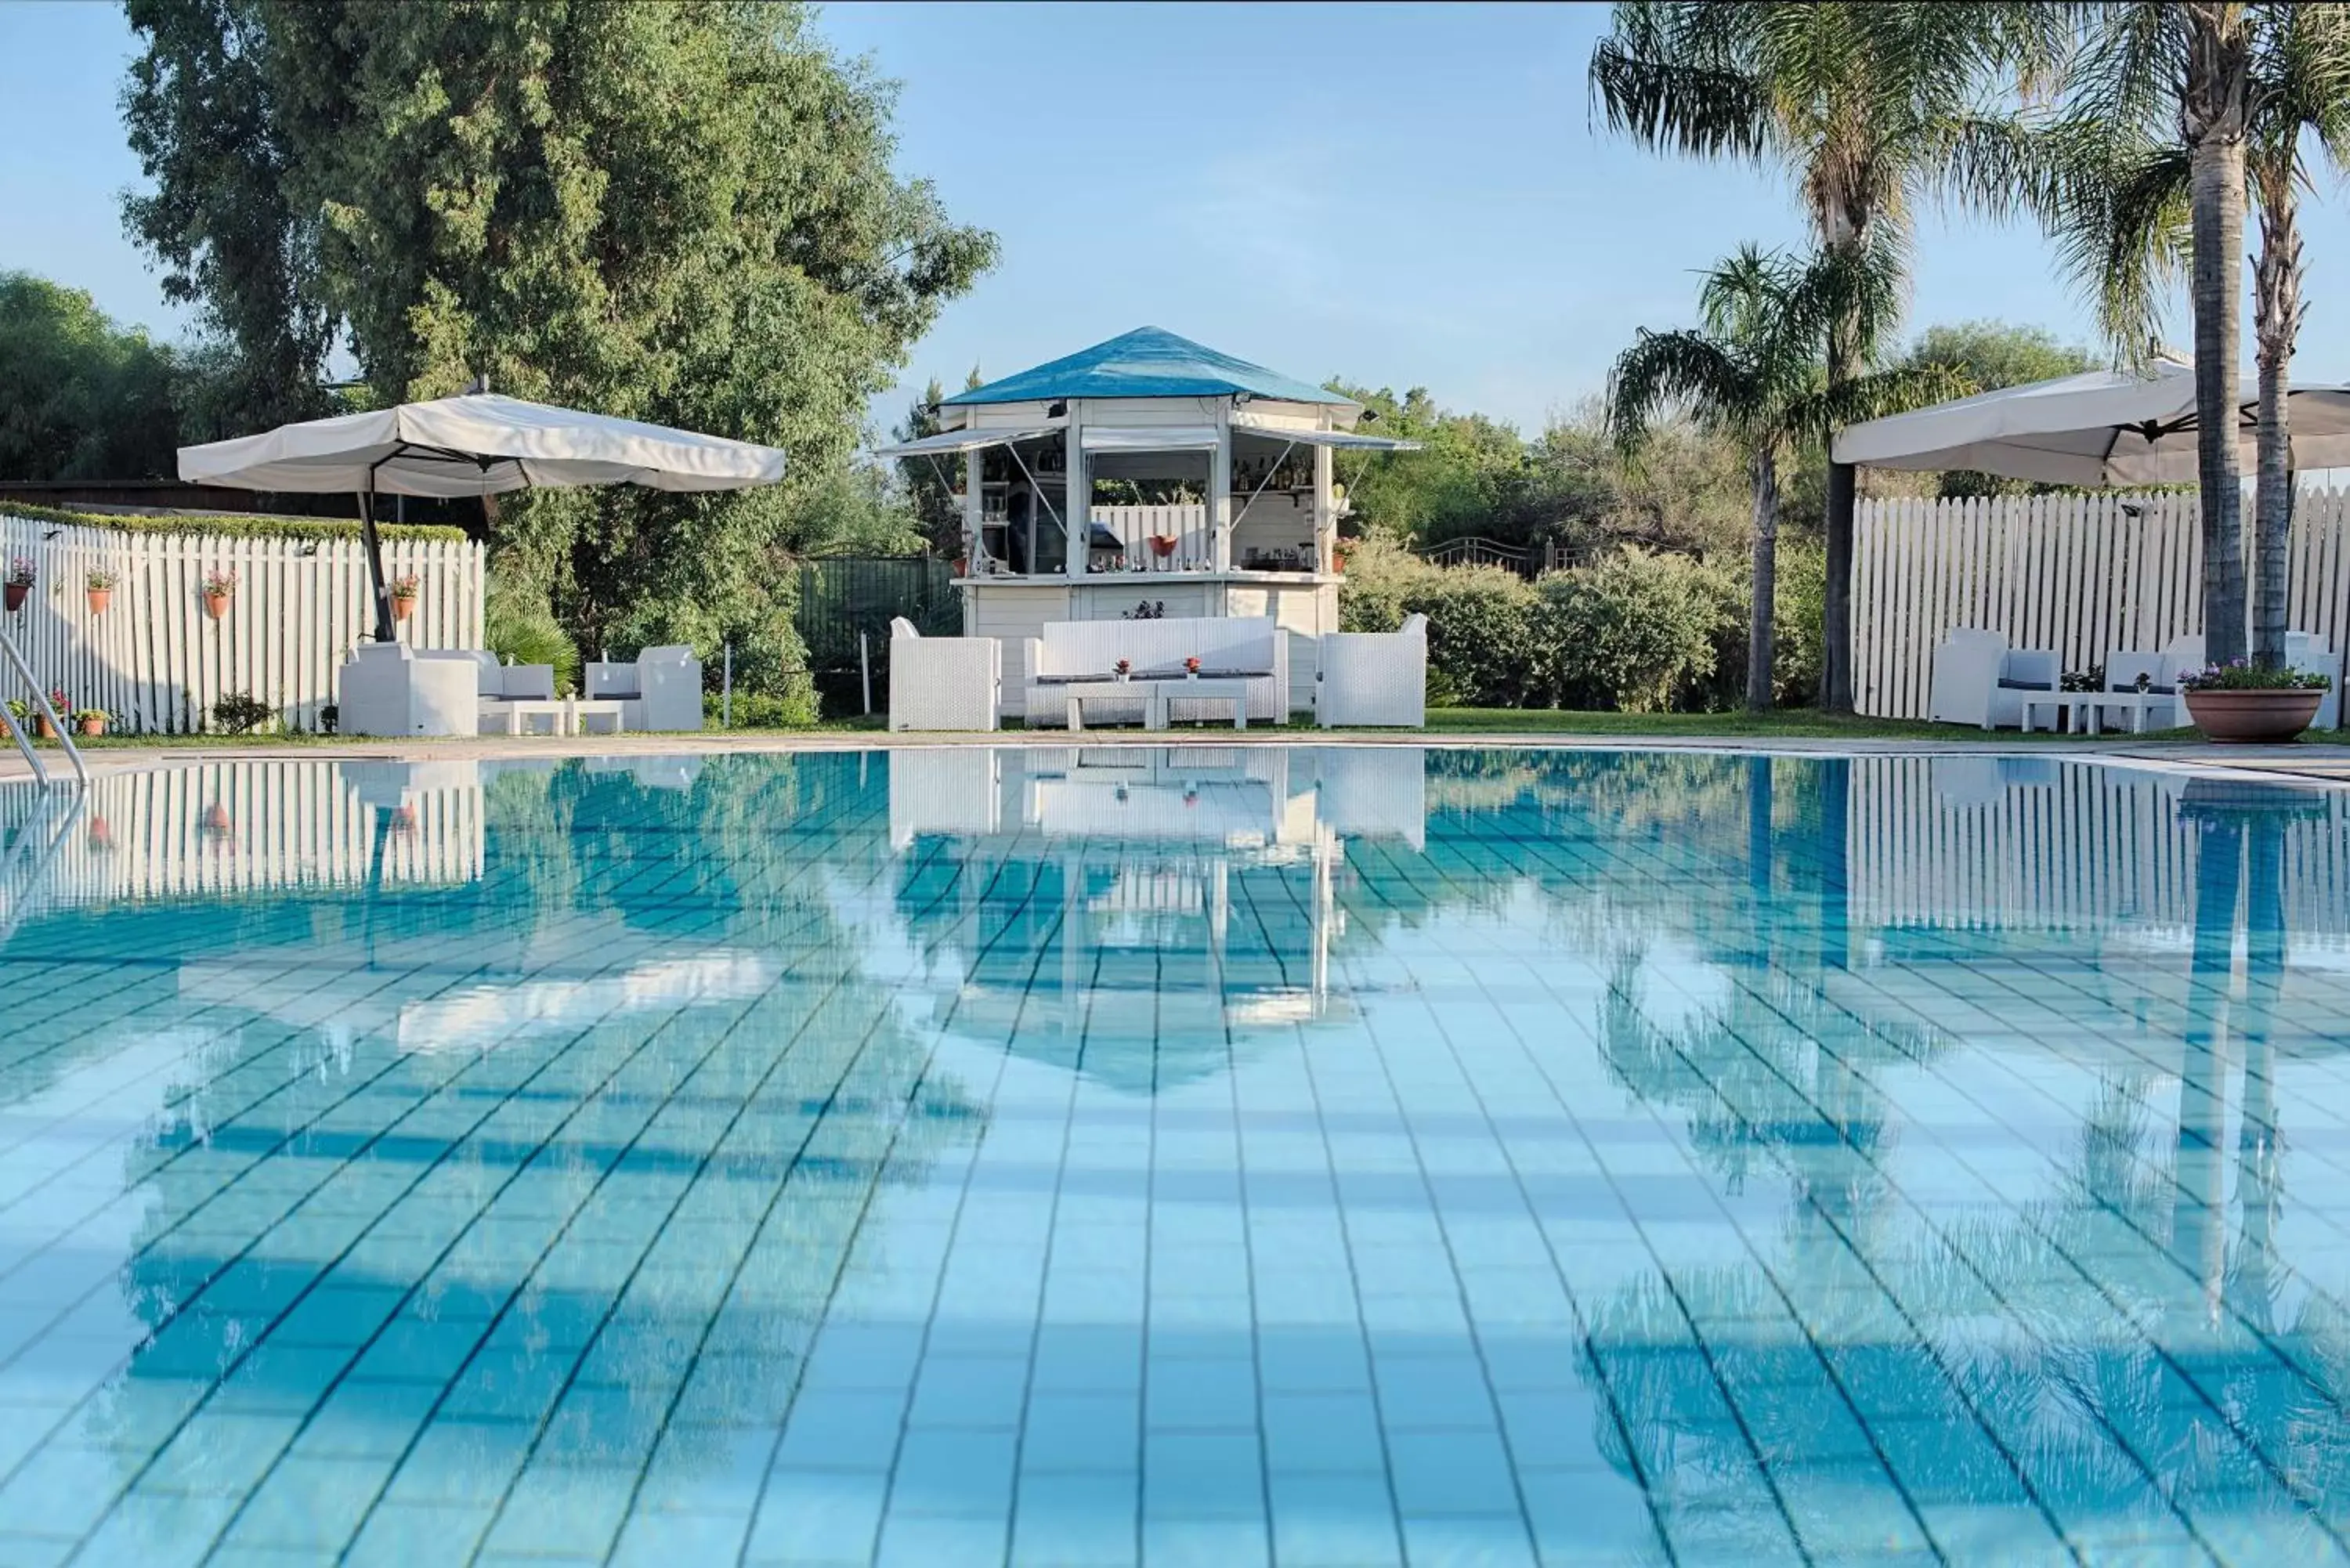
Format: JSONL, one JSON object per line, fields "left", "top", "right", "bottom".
{"left": 1831, "top": 358, "right": 2350, "bottom": 486}
{"left": 179, "top": 392, "right": 788, "bottom": 640}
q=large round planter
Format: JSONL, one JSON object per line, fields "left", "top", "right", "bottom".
{"left": 2184, "top": 688, "right": 2324, "bottom": 742}
{"left": 3, "top": 583, "right": 27, "bottom": 613}
{"left": 78, "top": 717, "right": 105, "bottom": 738}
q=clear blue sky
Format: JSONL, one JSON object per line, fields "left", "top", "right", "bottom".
{"left": 8, "top": 0, "right": 2350, "bottom": 436}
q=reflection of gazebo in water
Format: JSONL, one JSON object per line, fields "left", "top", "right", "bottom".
{"left": 888, "top": 746, "right": 1425, "bottom": 1090}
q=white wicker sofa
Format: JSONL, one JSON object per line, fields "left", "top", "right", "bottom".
{"left": 1024, "top": 616, "right": 1288, "bottom": 728}
{"left": 584, "top": 646, "right": 704, "bottom": 732}
{"left": 1927, "top": 628, "right": 2059, "bottom": 729}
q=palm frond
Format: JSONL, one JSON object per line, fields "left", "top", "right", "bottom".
{"left": 1607, "top": 327, "right": 1758, "bottom": 451}
{"left": 1589, "top": 12, "right": 1772, "bottom": 159}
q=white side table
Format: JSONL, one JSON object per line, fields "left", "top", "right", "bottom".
{"left": 2019, "top": 693, "right": 2102, "bottom": 734}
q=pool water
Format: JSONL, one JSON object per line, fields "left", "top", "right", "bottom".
{"left": 3, "top": 746, "right": 2350, "bottom": 1566}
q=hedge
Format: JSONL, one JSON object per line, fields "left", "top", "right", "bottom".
{"left": 0, "top": 500, "right": 469, "bottom": 544}
{"left": 1340, "top": 533, "right": 1819, "bottom": 713}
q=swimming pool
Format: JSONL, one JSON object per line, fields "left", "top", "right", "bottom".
{"left": 2, "top": 745, "right": 2348, "bottom": 1566}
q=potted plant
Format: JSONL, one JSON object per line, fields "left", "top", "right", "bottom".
{"left": 202, "top": 567, "right": 237, "bottom": 620}
{"left": 74, "top": 708, "right": 107, "bottom": 738}
{"left": 85, "top": 568, "right": 118, "bottom": 616}
{"left": 4, "top": 557, "right": 33, "bottom": 613}
{"left": 2179, "top": 659, "right": 2333, "bottom": 742}
{"left": 1113, "top": 658, "right": 1132, "bottom": 682}
{"left": 1184, "top": 655, "right": 1202, "bottom": 678}
{"left": 3, "top": 699, "right": 25, "bottom": 736}
{"left": 34, "top": 688, "right": 67, "bottom": 740}
{"left": 389, "top": 573, "right": 421, "bottom": 622}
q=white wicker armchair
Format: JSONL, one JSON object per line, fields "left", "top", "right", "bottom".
{"left": 889, "top": 617, "right": 1000, "bottom": 731}
{"left": 1316, "top": 613, "right": 1428, "bottom": 728}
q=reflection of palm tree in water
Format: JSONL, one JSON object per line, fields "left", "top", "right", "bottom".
{"left": 1586, "top": 769, "right": 2350, "bottom": 1554}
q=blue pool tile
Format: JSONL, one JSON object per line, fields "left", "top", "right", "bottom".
{"left": 1142, "top": 1431, "right": 1266, "bottom": 1519}
{"left": 1386, "top": 1427, "right": 1522, "bottom": 1517}
{"left": 894, "top": 1425, "right": 1018, "bottom": 1516}
{"left": 745, "top": 1468, "right": 888, "bottom": 1564}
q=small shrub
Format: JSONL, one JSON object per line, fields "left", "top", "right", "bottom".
{"left": 211, "top": 692, "right": 275, "bottom": 734}
{"left": 1768, "top": 541, "right": 1826, "bottom": 707}
{"left": 1529, "top": 547, "right": 1738, "bottom": 713}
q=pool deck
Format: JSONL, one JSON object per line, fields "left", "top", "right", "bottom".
{"left": 10, "top": 728, "right": 2350, "bottom": 790}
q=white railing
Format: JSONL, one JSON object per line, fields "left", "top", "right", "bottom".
{"left": 1854, "top": 488, "right": 2350, "bottom": 721}
{"left": 0, "top": 511, "right": 485, "bottom": 735}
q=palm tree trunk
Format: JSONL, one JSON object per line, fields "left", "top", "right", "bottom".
{"left": 1819, "top": 298, "right": 1860, "bottom": 714}
{"left": 2186, "top": 6, "right": 2251, "bottom": 666}
{"left": 1748, "top": 446, "right": 1779, "bottom": 712}
{"left": 2251, "top": 170, "right": 2301, "bottom": 670}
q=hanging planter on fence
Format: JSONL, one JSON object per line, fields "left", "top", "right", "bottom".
{"left": 389, "top": 573, "right": 420, "bottom": 623}
{"left": 4, "top": 557, "right": 33, "bottom": 613}
{"left": 202, "top": 567, "right": 237, "bottom": 620}
{"left": 86, "top": 568, "right": 118, "bottom": 616}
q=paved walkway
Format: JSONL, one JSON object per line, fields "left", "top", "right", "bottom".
{"left": 9, "top": 728, "right": 2350, "bottom": 789}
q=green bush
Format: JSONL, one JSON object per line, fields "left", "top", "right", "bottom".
{"left": 715, "top": 688, "right": 819, "bottom": 728}
{"left": 211, "top": 691, "right": 275, "bottom": 734}
{"left": 1769, "top": 541, "right": 1826, "bottom": 707}
{"left": 1404, "top": 565, "right": 1537, "bottom": 706}
{"left": 483, "top": 573, "right": 582, "bottom": 695}
{"left": 1336, "top": 533, "right": 1431, "bottom": 633}
{"left": 1528, "top": 547, "right": 1738, "bottom": 714}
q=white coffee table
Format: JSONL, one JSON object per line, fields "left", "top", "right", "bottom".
{"left": 1155, "top": 676, "right": 1250, "bottom": 729}
{"left": 1064, "top": 681, "right": 1157, "bottom": 731}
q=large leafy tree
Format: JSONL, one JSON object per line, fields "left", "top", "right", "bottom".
{"left": 1609, "top": 241, "right": 1961, "bottom": 711}
{"left": 0, "top": 273, "right": 183, "bottom": 479}
{"left": 2034, "top": 4, "right": 2350, "bottom": 668}
{"left": 1591, "top": 1, "right": 2063, "bottom": 712}
{"left": 120, "top": 0, "right": 995, "bottom": 672}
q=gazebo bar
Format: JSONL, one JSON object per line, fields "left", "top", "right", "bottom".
{"left": 879, "top": 328, "right": 1417, "bottom": 720}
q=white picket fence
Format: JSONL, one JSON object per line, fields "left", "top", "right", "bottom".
{"left": 0, "top": 512, "right": 485, "bottom": 733}
{"left": 1853, "top": 488, "right": 2350, "bottom": 720}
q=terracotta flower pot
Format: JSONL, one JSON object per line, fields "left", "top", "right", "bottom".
{"left": 86, "top": 589, "right": 110, "bottom": 616}
{"left": 204, "top": 591, "right": 232, "bottom": 620}
{"left": 32, "top": 715, "right": 55, "bottom": 740}
{"left": 78, "top": 716, "right": 105, "bottom": 737}
{"left": 2183, "top": 688, "right": 2324, "bottom": 743}
{"left": 391, "top": 595, "right": 416, "bottom": 623}
{"left": 203, "top": 804, "right": 232, "bottom": 834}
{"left": 3, "top": 583, "right": 26, "bottom": 612}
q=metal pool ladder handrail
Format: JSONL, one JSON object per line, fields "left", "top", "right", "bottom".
{"left": 0, "top": 624, "right": 87, "bottom": 789}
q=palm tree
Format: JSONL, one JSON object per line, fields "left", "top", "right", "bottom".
{"left": 1591, "top": 2, "right": 2066, "bottom": 712}
{"left": 2033, "top": 4, "right": 2350, "bottom": 669}
{"left": 1608, "top": 243, "right": 1962, "bottom": 710}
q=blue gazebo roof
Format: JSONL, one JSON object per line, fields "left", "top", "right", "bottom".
{"left": 942, "top": 327, "right": 1357, "bottom": 408}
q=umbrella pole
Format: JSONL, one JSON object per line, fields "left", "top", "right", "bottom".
{"left": 360, "top": 479, "right": 395, "bottom": 642}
